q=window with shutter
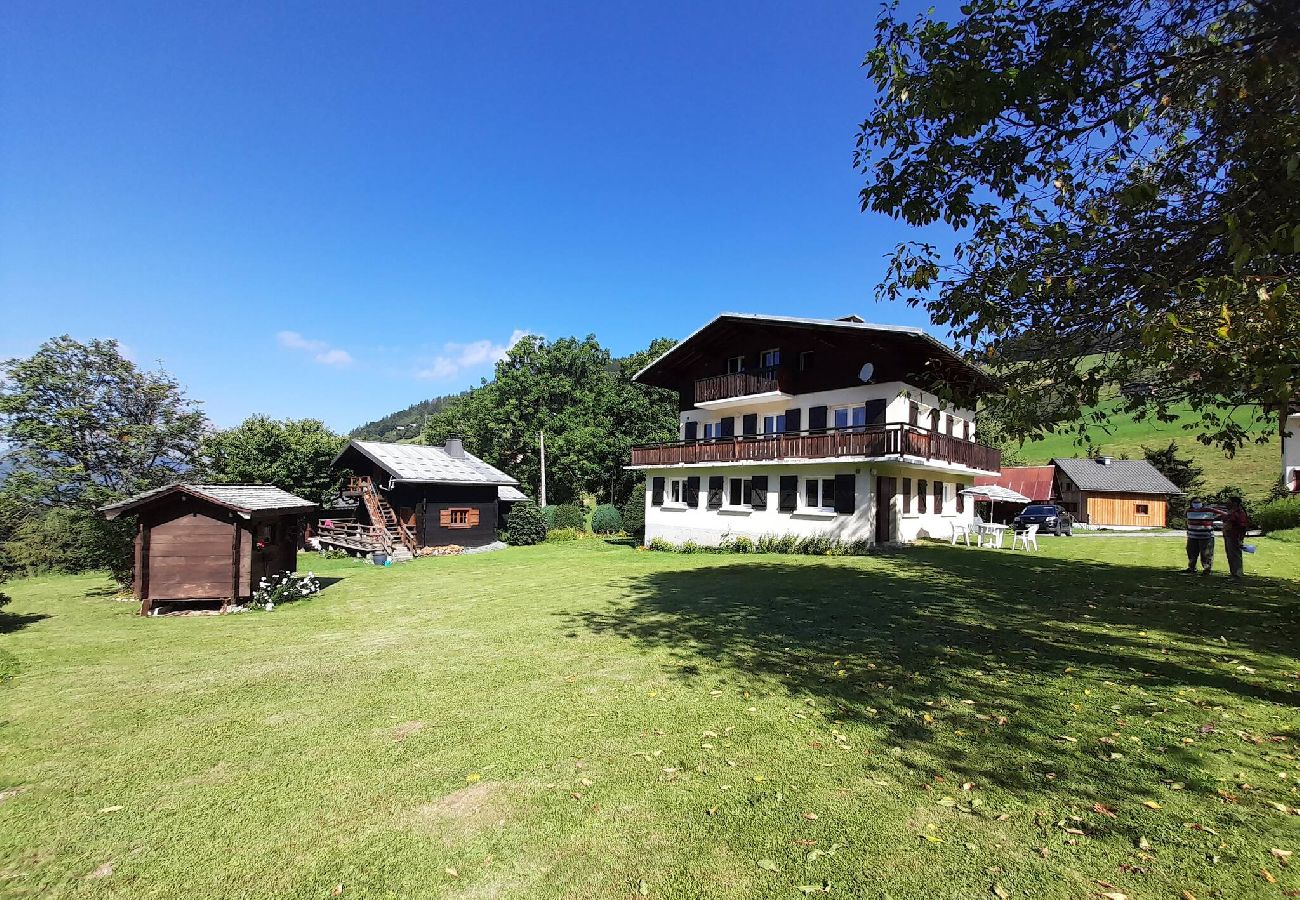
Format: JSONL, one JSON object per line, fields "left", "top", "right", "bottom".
{"left": 750, "top": 475, "right": 768, "bottom": 509}
{"left": 651, "top": 477, "right": 665, "bottom": 505}
{"left": 707, "top": 476, "right": 724, "bottom": 509}
{"left": 728, "top": 478, "right": 752, "bottom": 507}
{"left": 444, "top": 508, "right": 473, "bottom": 528}
{"left": 439, "top": 508, "right": 451, "bottom": 526}
{"left": 963, "top": 421, "right": 971, "bottom": 441}
{"left": 902, "top": 477, "right": 912, "bottom": 513}
{"left": 784, "top": 408, "right": 801, "bottom": 434}
{"left": 933, "top": 480, "right": 943, "bottom": 513}
{"left": 685, "top": 476, "right": 701, "bottom": 507}
{"left": 956, "top": 484, "right": 965, "bottom": 513}
{"left": 808, "top": 405, "right": 828, "bottom": 432}
{"left": 684, "top": 421, "right": 698, "bottom": 441}
{"left": 865, "top": 399, "right": 887, "bottom": 425}
{"left": 742, "top": 413, "right": 758, "bottom": 436}
{"left": 908, "top": 402, "right": 919, "bottom": 426}
{"left": 834, "top": 473, "right": 856, "bottom": 514}
{"left": 778, "top": 475, "right": 798, "bottom": 512}
{"left": 720, "top": 417, "right": 735, "bottom": 438}
{"left": 918, "top": 479, "right": 928, "bottom": 513}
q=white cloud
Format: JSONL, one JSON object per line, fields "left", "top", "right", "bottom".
{"left": 276, "top": 330, "right": 354, "bottom": 367}
{"left": 416, "top": 329, "right": 529, "bottom": 380}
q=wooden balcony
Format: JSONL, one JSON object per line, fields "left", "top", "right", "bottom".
{"left": 694, "top": 365, "right": 784, "bottom": 405}
{"left": 630, "top": 424, "right": 1001, "bottom": 472}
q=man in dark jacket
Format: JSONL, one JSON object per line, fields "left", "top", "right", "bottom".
{"left": 1220, "top": 497, "right": 1250, "bottom": 580}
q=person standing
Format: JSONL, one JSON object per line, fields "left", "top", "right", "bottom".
{"left": 1219, "top": 497, "right": 1250, "bottom": 580}
{"left": 1184, "top": 500, "right": 1218, "bottom": 575}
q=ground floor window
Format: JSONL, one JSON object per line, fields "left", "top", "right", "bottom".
{"left": 728, "top": 477, "right": 753, "bottom": 507}
{"left": 804, "top": 477, "right": 836, "bottom": 511}
{"left": 1135, "top": 502, "right": 1150, "bottom": 515}
{"left": 442, "top": 507, "right": 478, "bottom": 528}
{"left": 669, "top": 479, "right": 683, "bottom": 504}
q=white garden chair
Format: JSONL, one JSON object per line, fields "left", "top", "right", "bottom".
{"left": 950, "top": 521, "right": 972, "bottom": 546}
{"left": 1012, "top": 524, "right": 1039, "bottom": 551}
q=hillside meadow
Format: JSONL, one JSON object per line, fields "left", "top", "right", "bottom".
{"left": 1, "top": 538, "right": 1297, "bottom": 898}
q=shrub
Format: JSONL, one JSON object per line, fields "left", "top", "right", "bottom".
{"left": 505, "top": 502, "right": 547, "bottom": 546}
{"left": 1253, "top": 496, "right": 1300, "bottom": 533}
{"left": 775, "top": 534, "right": 800, "bottom": 554}
{"left": 845, "top": 539, "right": 873, "bottom": 556}
{"left": 4, "top": 506, "right": 134, "bottom": 584}
{"left": 545, "top": 527, "right": 583, "bottom": 543}
{"left": 591, "top": 504, "right": 624, "bottom": 534}
{"left": 797, "top": 534, "right": 835, "bottom": 556}
{"left": 540, "top": 505, "right": 557, "bottom": 528}
{"left": 678, "top": 540, "right": 702, "bottom": 554}
{"left": 247, "top": 571, "right": 321, "bottom": 611}
{"left": 621, "top": 491, "right": 646, "bottom": 537}
{"left": 721, "top": 536, "right": 755, "bottom": 554}
{"left": 1267, "top": 527, "right": 1300, "bottom": 543}
{"left": 317, "top": 547, "right": 348, "bottom": 560}
{"left": 648, "top": 537, "right": 675, "bottom": 552}
{"left": 552, "top": 503, "right": 586, "bottom": 531}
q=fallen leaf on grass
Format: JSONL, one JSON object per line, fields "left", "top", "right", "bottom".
{"left": 445, "top": 868, "right": 459, "bottom": 878}
{"left": 756, "top": 859, "right": 780, "bottom": 873}
{"left": 1273, "top": 848, "right": 1293, "bottom": 866}
{"left": 465, "top": 773, "right": 481, "bottom": 784}
{"left": 1261, "top": 868, "right": 1278, "bottom": 884}
{"left": 992, "top": 883, "right": 1011, "bottom": 899}
{"left": 1137, "top": 836, "right": 1152, "bottom": 851}
{"left": 802, "top": 812, "right": 818, "bottom": 820}
{"left": 331, "top": 886, "right": 343, "bottom": 897}
{"left": 86, "top": 862, "right": 114, "bottom": 879}
{"left": 1092, "top": 803, "right": 1117, "bottom": 818}
{"left": 98, "top": 805, "right": 123, "bottom": 814}
{"left": 1140, "top": 800, "right": 1162, "bottom": 809}
{"left": 797, "top": 882, "right": 831, "bottom": 895}
{"left": 1180, "top": 892, "right": 1196, "bottom": 900}
{"left": 637, "top": 879, "right": 649, "bottom": 896}
{"left": 1099, "top": 893, "right": 1128, "bottom": 900}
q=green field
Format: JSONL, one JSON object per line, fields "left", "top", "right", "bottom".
{"left": 1006, "top": 403, "right": 1281, "bottom": 500}
{"left": 2, "top": 539, "right": 1298, "bottom": 898}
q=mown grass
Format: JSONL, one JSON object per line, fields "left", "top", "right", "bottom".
{"left": 1008, "top": 401, "right": 1280, "bottom": 499}
{"left": 1, "top": 537, "right": 1298, "bottom": 898}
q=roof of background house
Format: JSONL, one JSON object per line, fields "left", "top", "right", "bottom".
{"left": 974, "top": 465, "right": 1056, "bottom": 502}
{"left": 1052, "top": 457, "right": 1182, "bottom": 494}
{"left": 498, "top": 485, "right": 529, "bottom": 502}
{"left": 100, "top": 483, "right": 317, "bottom": 519}
{"left": 632, "top": 312, "right": 997, "bottom": 390}
{"left": 337, "top": 439, "right": 519, "bottom": 486}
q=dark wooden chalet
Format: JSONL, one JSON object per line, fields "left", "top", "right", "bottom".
{"left": 324, "top": 438, "right": 523, "bottom": 556}
{"left": 100, "top": 484, "right": 316, "bottom": 615}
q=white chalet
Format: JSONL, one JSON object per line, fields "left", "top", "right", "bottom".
{"left": 1285, "top": 403, "right": 1300, "bottom": 493}
{"left": 628, "top": 313, "right": 1002, "bottom": 546}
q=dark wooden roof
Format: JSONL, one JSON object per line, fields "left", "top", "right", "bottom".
{"left": 100, "top": 484, "right": 317, "bottom": 519}
{"left": 633, "top": 313, "right": 999, "bottom": 397}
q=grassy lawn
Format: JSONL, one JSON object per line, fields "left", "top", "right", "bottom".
{"left": 1008, "top": 402, "right": 1280, "bottom": 500}
{"left": 2, "top": 537, "right": 1298, "bottom": 899}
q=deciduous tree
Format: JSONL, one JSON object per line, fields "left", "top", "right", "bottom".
{"left": 857, "top": 0, "right": 1300, "bottom": 452}
{"left": 200, "top": 416, "right": 345, "bottom": 505}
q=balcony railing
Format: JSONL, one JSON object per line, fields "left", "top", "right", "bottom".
{"left": 630, "top": 424, "right": 1001, "bottom": 472}
{"left": 694, "top": 365, "right": 783, "bottom": 404}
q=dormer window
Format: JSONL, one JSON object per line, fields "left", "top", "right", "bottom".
{"left": 760, "top": 348, "right": 781, "bottom": 369}
{"left": 726, "top": 355, "right": 745, "bottom": 374}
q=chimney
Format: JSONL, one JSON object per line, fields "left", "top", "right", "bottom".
{"left": 1096, "top": 456, "right": 1113, "bottom": 466}
{"left": 444, "top": 436, "right": 465, "bottom": 459}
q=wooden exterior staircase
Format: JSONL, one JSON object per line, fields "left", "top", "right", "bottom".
{"left": 318, "top": 476, "right": 418, "bottom": 561}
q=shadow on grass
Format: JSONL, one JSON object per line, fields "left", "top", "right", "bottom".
{"left": 0, "top": 611, "right": 49, "bottom": 634}
{"left": 566, "top": 544, "right": 1299, "bottom": 807}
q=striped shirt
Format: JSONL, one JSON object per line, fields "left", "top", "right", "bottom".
{"left": 1186, "top": 509, "right": 1217, "bottom": 539}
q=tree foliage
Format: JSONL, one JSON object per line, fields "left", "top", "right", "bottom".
{"left": 200, "top": 416, "right": 345, "bottom": 505}
{"left": 421, "top": 335, "right": 679, "bottom": 505}
{"left": 858, "top": 0, "right": 1300, "bottom": 452}
{"left": 0, "top": 336, "right": 209, "bottom": 509}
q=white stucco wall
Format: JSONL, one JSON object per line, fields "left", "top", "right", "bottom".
{"left": 679, "top": 382, "right": 977, "bottom": 441}
{"left": 642, "top": 461, "right": 978, "bottom": 547}
{"left": 1285, "top": 413, "right": 1300, "bottom": 491}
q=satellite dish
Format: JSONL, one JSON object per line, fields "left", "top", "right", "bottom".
{"left": 858, "top": 362, "right": 875, "bottom": 383}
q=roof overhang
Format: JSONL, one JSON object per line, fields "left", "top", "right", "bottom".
{"left": 633, "top": 313, "right": 999, "bottom": 393}
{"left": 100, "top": 484, "right": 316, "bottom": 520}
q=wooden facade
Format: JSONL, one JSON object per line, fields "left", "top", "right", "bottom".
{"left": 1054, "top": 470, "right": 1172, "bottom": 528}
{"left": 102, "top": 485, "right": 315, "bottom": 615}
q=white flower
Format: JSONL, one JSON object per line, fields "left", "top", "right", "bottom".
{"left": 266, "top": 602, "right": 275, "bottom": 611}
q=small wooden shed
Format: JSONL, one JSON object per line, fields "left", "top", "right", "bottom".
{"left": 100, "top": 484, "right": 316, "bottom": 614}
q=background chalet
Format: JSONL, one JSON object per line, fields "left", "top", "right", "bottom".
{"left": 629, "top": 313, "right": 1002, "bottom": 546}
{"left": 324, "top": 439, "right": 523, "bottom": 557}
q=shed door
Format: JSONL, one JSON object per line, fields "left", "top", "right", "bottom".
{"left": 148, "top": 512, "right": 233, "bottom": 600}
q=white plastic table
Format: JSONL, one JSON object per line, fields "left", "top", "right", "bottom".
{"left": 976, "top": 522, "right": 1010, "bottom": 548}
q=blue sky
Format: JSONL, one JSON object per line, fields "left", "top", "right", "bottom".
{"left": 0, "top": 1, "right": 953, "bottom": 432}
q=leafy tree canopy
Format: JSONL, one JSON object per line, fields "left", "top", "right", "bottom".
{"left": 199, "top": 415, "right": 345, "bottom": 506}
{"left": 422, "top": 335, "right": 678, "bottom": 505}
{"left": 858, "top": 0, "right": 1299, "bottom": 452}
{"left": 0, "top": 336, "right": 208, "bottom": 509}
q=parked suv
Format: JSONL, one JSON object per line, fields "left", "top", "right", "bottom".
{"left": 1013, "top": 504, "right": 1074, "bottom": 536}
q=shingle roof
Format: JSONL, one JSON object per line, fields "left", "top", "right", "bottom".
{"left": 498, "top": 485, "right": 529, "bottom": 502}
{"left": 1052, "top": 457, "right": 1183, "bottom": 494}
{"left": 975, "top": 465, "right": 1056, "bottom": 502}
{"left": 340, "top": 440, "right": 519, "bottom": 486}
{"left": 100, "top": 484, "right": 317, "bottom": 519}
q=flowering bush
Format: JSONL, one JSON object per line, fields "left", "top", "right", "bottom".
{"left": 249, "top": 571, "right": 321, "bottom": 611}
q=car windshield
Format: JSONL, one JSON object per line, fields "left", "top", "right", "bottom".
{"left": 1023, "top": 505, "right": 1057, "bottom": 516}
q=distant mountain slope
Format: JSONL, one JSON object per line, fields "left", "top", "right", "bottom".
{"left": 1006, "top": 402, "right": 1280, "bottom": 499}
{"left": 349, "top": 393, "right": 466, "bottom": 443}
